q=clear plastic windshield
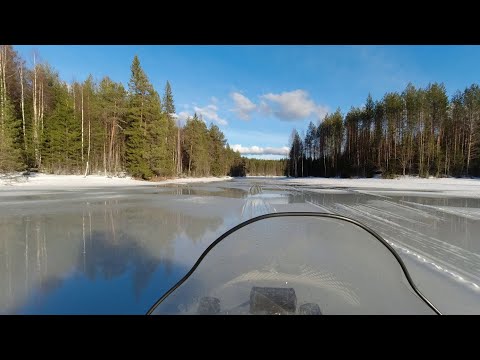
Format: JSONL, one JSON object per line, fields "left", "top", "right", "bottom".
{"left": 150, "top": 214, "right": 438, "bottom": 315}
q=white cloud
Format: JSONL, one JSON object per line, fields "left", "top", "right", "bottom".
{"left": 231, "top": 144, "right": 289, "bottom": 156}
{"left": 193, "top": 104, "right": 228, "bottom": 126}
{"left": 171, "top": 111, "right": 190, "bottom": 126}
{"left": 231, "top": 92, "right": 257, "bottom": 120}
{"left": 261, "top": 89, "right": 328, "bottom": 121}
{"left": 224, "top": 129, "right": 289, "bottom": 148}
{"left": 243, "top": 154, "right": 285, "bottom": 160}
{"left": 258, "top": 100, "right": 272, "bottom": 115}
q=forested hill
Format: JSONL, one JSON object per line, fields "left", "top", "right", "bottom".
{"left": 0, "top": 45, "right": 285, "bottom": 179}
{"left": 288, "top": 85, "right": 480, "bottom": 179}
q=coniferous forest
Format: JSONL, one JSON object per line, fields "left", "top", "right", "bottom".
{"left": 3, "top": 45, "right": 480, "bottom": 180}
{"left": 287, "top": 85, "right": 480, "bottom": 178}
{"left": 0, "top": 45, "right": 282, "bottom": 179}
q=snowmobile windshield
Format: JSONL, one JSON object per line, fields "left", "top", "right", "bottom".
{"left": 148, "top": 213, "right": 440, "bottom": 315}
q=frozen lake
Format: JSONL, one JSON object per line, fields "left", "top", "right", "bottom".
{"left": 1, "top": 176, "right": 480, "bottom": 314}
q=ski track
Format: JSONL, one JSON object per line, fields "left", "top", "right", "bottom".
{"left": 373, "top": 199, "right": 446, "bottom": 221}
{"left": 241, "top": 185, "right": 277, "bottom": 220}
{"left": 400, "top": 200, "right": 480, "bottom": 221}
{"left": 257, "top": 181, "right": 480, "bottom": 294}
{"left": 334, "top": 203, "right": 480, "bottom": 283}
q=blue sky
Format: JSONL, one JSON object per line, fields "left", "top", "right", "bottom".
{"left": 14, "top": 45, "right": 480, "bottom": 159}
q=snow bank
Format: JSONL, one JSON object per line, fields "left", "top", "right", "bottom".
{"left": 245, "top": 175, "right": 287, "bottom": 178}
{"left": 275, "top": 176, "right": 480, "bottom": 197}
{"left": 0, "top": 173, "right": 232, "bottom": 190}
{"left": 2, "top": 173, "right": 480, "bottom": 197}
{"left": 279, "top": 175, "right": 480, "bottom": 189}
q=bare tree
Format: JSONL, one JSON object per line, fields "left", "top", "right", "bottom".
{"left": 83, "top": 87, "right": 91, "bottom": 177}
{"left": 0, "top": 46, "right": 7, "bottom": 141}
{"left": 19, "top": 63, "right": 27, "bottom": 153}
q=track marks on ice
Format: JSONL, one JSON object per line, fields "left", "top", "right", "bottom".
{"left": 333, "top": 202, "right": 480, "bottom": 291}
{"left": 400, "top": 200, "right": 480, "bottom": 221}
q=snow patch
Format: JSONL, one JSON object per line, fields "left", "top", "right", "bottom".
{"left": 273, "top": 176, "right": 480, "bottom": 198}
{"left": 0, "top": 173, "right": 232, "bottom": 190}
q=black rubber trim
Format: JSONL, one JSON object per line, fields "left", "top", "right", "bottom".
{"left": 146, "top": 212, "right": 442, "bottom": 315}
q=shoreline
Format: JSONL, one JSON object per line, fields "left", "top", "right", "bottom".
{"left": 0, "top": 173, "right": 233, "bottom": 189}
{"left": 1, "top": 173, "right": 479, "bottom": 196}
{"left": 273, "top": 176, "right": 480, "bottom": 198}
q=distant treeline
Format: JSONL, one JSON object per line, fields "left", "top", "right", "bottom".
{"left": 0, "top": 45, "right": 285, "bottom": 179}
{"left": 288, "top": 84, "right": 480, "bottom": 178}
{"left": 244, "top": 158, "right": 287, "bottom": 176}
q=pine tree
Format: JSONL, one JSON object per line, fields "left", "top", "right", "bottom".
{"left": 81, "top": 75, "right": 97, "bottom": 176}
{"left": 182, "top": 113, "right": 211, "bottom": 176}
{"left": 148, "top": 90, "right": 169, "bottom": 177}
{"left": 463, "top": 84, "right": 480, "bottom": 175}
{"left": 288, "top": 129, "right": 303, "bottom": 177}
{"left": 0, "top": 45, "right": 25, "bottom": 172}
{"left": 42, "top": 81, "right": 79, "bottom": 173}
{"left": 209, "top": 124, "right": 226, "bottom": 176}
{"left": 97, "top": 77, "right": 127, "bottom": 175}
{"left": 0, "top": 95, "right": 23, "bottom": 172}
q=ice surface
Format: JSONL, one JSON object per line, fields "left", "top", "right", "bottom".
{"left": 1, "top": 175, "right": 480, "bottom": 314}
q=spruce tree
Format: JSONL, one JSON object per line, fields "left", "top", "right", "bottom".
{"left": 162, "top": 81, "right": 177, "bottom": 176}
{"left": 209, "top": 124, "right": 226, "bottom": 176}
{"left": 125, "top": 56, "right": 154, "bottom": 179}
{"left": 162, "top": 81, "right": 175, "bottom": 115}
{"left": 148, "top": 91, "right": 169, "bottom": 177}
{"left": 42, "top": 81, "right": 78, "bottom": 173}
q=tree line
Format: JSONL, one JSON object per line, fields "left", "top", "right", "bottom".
{"left": 288, "top": 83, "right": 480, "bottom": 178}
{"left": 1, "top": 45, "right": 280, "bottom": 179}
{"left": 243, "top": 158, "right": 287, "bottom": 176}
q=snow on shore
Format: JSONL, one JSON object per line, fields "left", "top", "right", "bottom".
{"left": 275, "top": 176, "right": 480, "bottom": 197}
{"left": 0, "top": 173, "right": 232, "bottom": 190}
{"left": 278, "top": 176, "right": 480, "bottom": 190}
{"left": 1, "top": 173, "right": 480, "bottom": 197}
{"left": 246, "top": 175, "right": 286, "bottom": 178}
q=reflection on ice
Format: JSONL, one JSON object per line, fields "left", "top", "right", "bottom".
{"left": 0, "top": 195, "right": 227, "bottom": 314}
